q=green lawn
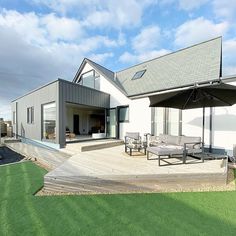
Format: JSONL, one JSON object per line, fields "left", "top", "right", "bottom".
{"left": 0, "top": 162, "right": 236, "bottom": 236}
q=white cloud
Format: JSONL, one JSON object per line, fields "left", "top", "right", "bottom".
{"left": 0, "top": 104, "right": 11, "bottom": 120}
{"left": 33, "top": 0, "right": 94, "bottom": 15}
{"left": 0, "top": 9, "right": 83, "bottom": 45}
{"left": 138, "top": 49, "right": 171, "bottom": 62}
{"left": 119, "top": 25, "right": 169, "bottom": 65}
{"left": 42, "top": 14, "right": 83, "bottom": 41}
{"left": 0, "top": 9, "right": 47, "bottom": 45}
{"left": 119, "top": 49, "right": 170, "bottom": 64}
{"left": 34, "top": 0, "right": 158, "bottom": 29}
{"left": 83, "top": 0, "right": 145, "bottom": 29}
{"left": 175, "top": 17, "right": 228, "bottom": 47}
{"left": 222, "top": 39, "right": 236, "bottom": 76}
{"left": 0, "top": 9, "right": 124, "bottom": 119}
{"left": 89, "top": 52, "right": 114, "bottom": 63}
{"left": 132, "top": 26, "right": 161, "bottom": 53}
{"left": 178, "top": 0, "right": 209, "bottom": 11}
{"left": 159, "top": 0, "right": 209, "bottom": 11}
{"left": 119, "top": 52, "right": 137, "bottom": 64}
{"left": 213, "top": 0, "right": 236, "bottom": 20}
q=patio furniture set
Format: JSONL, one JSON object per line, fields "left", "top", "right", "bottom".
{"left": 125, "top": 132, "right": 204, "bottom": 166}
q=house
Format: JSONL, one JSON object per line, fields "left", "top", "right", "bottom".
{"left": 11, "top": 36, "right": 236, "bottom": 154}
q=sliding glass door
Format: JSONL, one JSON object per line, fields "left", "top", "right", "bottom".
{"left": 42, "top": 102, "right": 56, "bottom": 142}
{"left": 106, "top": 108, "right": 117, "bottom": 138}
{"left": 167, "top": 108, "right": 181, "bottom": 135}
{"left": 152, "top": 107, "right": 182, "bottom": 136}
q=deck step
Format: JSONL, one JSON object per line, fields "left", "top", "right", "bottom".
{"left": 44, "top": 172, "right": 228, "bottom": 194}
{"left": 81, "top": 140, "right": 124, "bottom": 152}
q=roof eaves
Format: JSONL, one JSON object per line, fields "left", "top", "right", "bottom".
{"left": 127, "top": 79, "right": 221, "bottom": 99}
{"left": 72, "top": 58, "right": 87, "bottom": 83}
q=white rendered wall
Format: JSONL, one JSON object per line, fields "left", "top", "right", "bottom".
{"left": 80, "top": 62, "right": 130, "bottom": 107}
{"left": 211, "top": 81, "right": 236, "bottom": 154}
{"left": 79, "top": 63, "right": 236, "bottom": 153}
{"left": 182, "top": 108, "right": 210, "bottom": 146}
{"left": 79, "top": 62, "right": 152, "bottom": 140}
{"left": 99, "top": 76, "right": 130, "bottom": 107}
{"left": 120, "top": 97, "right": 151, "bottom": 140}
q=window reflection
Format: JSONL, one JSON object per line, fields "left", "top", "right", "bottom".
{"left": 42, "top": 102, "right": 56, "bottom": 141}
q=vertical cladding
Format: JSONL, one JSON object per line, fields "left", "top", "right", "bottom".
{"left": 11, "top": 79, "right": 110, "bottom": 147}
{"left": 11, "top": 81, "right": 58, "bottom": 141}
{"left": 59, "top": 80, "right": 110, "bottom": 108}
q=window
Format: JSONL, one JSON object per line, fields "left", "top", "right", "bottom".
{"left": 13, "top": 111, "right": 16, "bottom": 124}
{"left": 94, "top": 71, "right": 100, "bottom": 90}
{"left": 132, "top": 69, "right": 146, "bottom": 80}
{"left": 82, "top": 71, "right": 94, "bottom": 88}
{"left": 27, "top": 107, "right": 34, "bottom": 124}
{"left": 79, "top": 70, "right": 100, "bottom": 90}
{"left": 152, "top": 107, "right": 182, "bottom": 136}
{"left": 42, "top": 102, "right": 56, "bottom": 141}
{"left": 119, "top": 106, "right": 129, "bottom": 122}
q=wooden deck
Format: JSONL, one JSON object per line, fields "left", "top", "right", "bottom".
{"left": 5, "top": 142, "right": 70, "bottom": 170}
{"left": 62, "top": 139, "right": 124, "bottom": 155}
{"left": 44, "top": 145, "right": 228, "bottom": 194}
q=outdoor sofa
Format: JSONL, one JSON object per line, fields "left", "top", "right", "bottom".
{"left": 146, "top": 134, "right": 203, "bottom": 166}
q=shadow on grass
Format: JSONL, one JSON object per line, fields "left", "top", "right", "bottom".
{"left": 0, "top": 146, "right": 24, "bottom": 165}
{"left": 33, "top": 189, "right": 236, "bottom": 235}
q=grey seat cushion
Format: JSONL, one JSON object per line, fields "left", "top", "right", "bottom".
{"left": 179, "top": 136, "right": 201, "bottom": 149}
{"left": 147, "top": 145, "right": 184, "bottom": 156}
{"left": 159, "top": 134, "right": 180, "bottom": 145}
{"left": 125, "top": 132, "right": 140, "bottom": 140}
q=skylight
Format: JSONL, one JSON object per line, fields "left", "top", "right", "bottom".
{"left": 132, "top": 69, "right": 146, "bottom": 80}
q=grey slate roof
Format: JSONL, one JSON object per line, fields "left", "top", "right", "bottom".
{"left": 116, "top": 37, "right": 222, "bottom": 97}
{"left": 73, "top": 37, "right": 222, "bottom": 98}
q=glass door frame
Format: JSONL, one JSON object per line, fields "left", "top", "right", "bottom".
{"left": 151, "top": 107, "right": 182, "bottom": 136}
{"left": 106, "top": 107, "right": 118, "bottom": 139}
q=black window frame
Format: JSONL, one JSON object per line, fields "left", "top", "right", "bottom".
{"left": 13, "top": 111, "right": 16, "bottom": 124}
{"left": 132, "top": 69, "right": 146, "bottom": 80}
{"left": 78, "top": 69, "right": 100, "bottom": 90}
{"left": 27, "top": 106, "right": 34, "bottom": 124}
{"left": 118, "top": 106, "right": 129, "bottom": 123}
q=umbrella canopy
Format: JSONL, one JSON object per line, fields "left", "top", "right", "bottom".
{"left": 149, "top": 81, "right": 236, "bottom": 151}
{"left": 149, "top": 82, "right": 236, "bottom": 109}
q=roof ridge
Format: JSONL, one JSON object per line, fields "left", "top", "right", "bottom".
{"left": 85, "top": 58, "right": 114, "bottom": 74}
{"left": 116, "top": 36, "right": 222, "bottom": 73}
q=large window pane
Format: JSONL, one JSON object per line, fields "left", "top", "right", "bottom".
{"left": 119, "top": 106, "right": 129, "bottom": 122}
{"left": 13, "top": 111, "right": 16, "bottom": 124}
{"left": 27, "top": 107, "right": 34, "bottom": 124}
{"left": 82, "top": 71, "right": 94, "bottom": 89}
{"left": 168, "top": 108, "right": 180, "bottom": 135}
{"left": 42, "top": 102, "right": 56, "bottom": 141}
{"left": 107, "top": 109, "right": 116, "bottom": 138}
{"left": 95, "top": 75, "right": 100, "bottom": 90}
{"left": 153, "top": 108, "right": 164, "bottom": 135}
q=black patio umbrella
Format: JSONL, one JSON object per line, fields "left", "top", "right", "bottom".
{"left": 149, "top": 81, "right": 236, "bottom": 148}
{"left": 149, "top": 82, "right": 236, "bottom": 109}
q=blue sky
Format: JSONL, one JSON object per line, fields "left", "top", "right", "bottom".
{"left": 1, "top": 0, "right": 236, "bottom": 119}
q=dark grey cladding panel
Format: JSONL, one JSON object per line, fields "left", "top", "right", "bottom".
{"left": 59, "top": 79, "right": 110, "bottom": 108}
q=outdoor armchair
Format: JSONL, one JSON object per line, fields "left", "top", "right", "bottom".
{"left": 124, "top": 132, "right": 141, "bottom": 153}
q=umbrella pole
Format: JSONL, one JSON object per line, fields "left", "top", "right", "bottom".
{"left": 202, "top": 107, "right": 205, "bottom": 151}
